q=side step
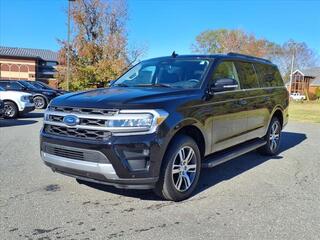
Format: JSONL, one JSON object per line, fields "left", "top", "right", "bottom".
{"left": 202, "top": 139, "right": 267, "bottom": 168}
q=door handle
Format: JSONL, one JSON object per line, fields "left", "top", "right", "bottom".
{"left": 238, "top": 99, "right": 247, "bottom": 105}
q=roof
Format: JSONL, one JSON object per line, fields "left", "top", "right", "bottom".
{"left": 146, "top": 53, "right": 275, "bottom": 66}
{"left": 298, "top": 67, "right": 320, "bottom": 86}
{"left": 302, "top": 67, "right": 320, "bottom": 77}
{"left": 0, "top": 46, "right": 58, "bottom": 62}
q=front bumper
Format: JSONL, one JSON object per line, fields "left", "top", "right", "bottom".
{"left": 40, "top": 130, "right": 168, "bottom": 189}
{"left": 20, "top": 105, "right": 35, "bottom": 114}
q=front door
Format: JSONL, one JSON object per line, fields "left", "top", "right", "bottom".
{"left": 207, "top": 60, "right": 249, "bottom": 153}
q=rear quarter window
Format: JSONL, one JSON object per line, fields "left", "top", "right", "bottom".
{"left": 254, "top": 63, "right": 284, "bottom": 87}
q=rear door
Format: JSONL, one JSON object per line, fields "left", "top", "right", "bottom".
{"left": 235, "top": 61, "right": 269, "bottom": 140}
{"left": 207, "top": 60, "right": 249, "bottom": 152}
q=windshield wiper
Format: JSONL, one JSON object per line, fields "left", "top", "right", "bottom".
{"left": 135, "top": 83, "right": 172, "bottom": 88}
{"left": 113, "top": 83, "right": 129, "bottom": 87}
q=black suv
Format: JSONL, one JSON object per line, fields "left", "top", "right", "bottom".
{"left": 0, "top": 80, "right": 59, "bottom": 109}
{"left": 28, "top": 80, "right": 69, "bottom": 95}
{"left": 40, "top": 53, "right": 289, "bottom": 201}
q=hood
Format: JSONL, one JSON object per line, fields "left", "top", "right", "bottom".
{"left": 51, "top": 87, "right": 200, "bottom": 109}
{"left": 0, "top": 90, "right": 32, "bottom": 99}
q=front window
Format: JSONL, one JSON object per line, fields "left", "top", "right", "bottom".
{"left": 114, "top": 59, "right": 210, "bottom": 89}
{"left": 19, "top": 81, "right": 38, "bottom": 91}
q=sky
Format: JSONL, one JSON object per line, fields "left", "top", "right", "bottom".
{"left": 1, "top": 0, "right": 320, "bottom": 60}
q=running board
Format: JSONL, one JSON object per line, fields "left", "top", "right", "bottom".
{"left": 202, "top": 139, "right": 267, "bottom": 168}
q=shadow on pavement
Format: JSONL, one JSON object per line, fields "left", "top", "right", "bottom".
{"left": 79, "top": 131, "right": 307, "bottom": 201}
{"left": 21, "top": 111, "right": 44, "bottom": 119}
{"left": 195, "top": 131, "right": 307, "bottom": 195}
{"left": 0, "top": 119, "right": 38, "bottom": 127}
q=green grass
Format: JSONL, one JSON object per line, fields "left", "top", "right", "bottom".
{"left": 289, "top": 101, "right": 320, "bottom": 123}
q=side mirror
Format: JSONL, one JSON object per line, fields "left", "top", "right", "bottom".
{"left": 210, "top": 78, "right": 239, "bottom": 93}
{"left": 107, "top": 80, "right": 116, "bottom": 87}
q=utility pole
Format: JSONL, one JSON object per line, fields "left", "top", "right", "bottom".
{"left": 67, "top": 0, "right": 75, "bottom": 91}
{"left": 289, "top": 47, "right": 295, "bottom": 95}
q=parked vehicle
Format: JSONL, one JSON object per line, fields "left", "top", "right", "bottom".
{"left": 0, "top": 86, "right": 35, "bottom": 118}
{"left": 40, "top": 53, "right": 289, "bottom": 201}
{"left": 290, "top": 92, "right": 306, "bottom": 101}
{"left": 0, "top": 99, "right": 4, "bottom": 118}
{"left": 28, "top": 80, "right": 69, "bottom": 95}
{"left": 0, "top": 80, "right": 60, "bottom": 109}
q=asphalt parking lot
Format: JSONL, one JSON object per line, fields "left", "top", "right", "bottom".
{"left": 0, "top": 111, "right": 319, "bottom": 240}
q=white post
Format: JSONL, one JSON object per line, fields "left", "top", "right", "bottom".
{"left": 289, "top": 49, "right": 295, "bottom": 95}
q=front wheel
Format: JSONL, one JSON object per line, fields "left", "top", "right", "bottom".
{"left": 154, "top": 135, "right": 201, "bottom": 201}
{"left": 34, "top": 96, "right": 46, "bottom": 109}
{"left": 4, "top": 101, "right": 18, "bottom": 118}
{"left": 259, "top": 117, "right": 282, "bottom": 156}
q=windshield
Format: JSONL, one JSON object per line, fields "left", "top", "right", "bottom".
{"left": 30, "top": 81, "right": 50, "bottom": 90}
{"left": 19, "top": 81, "right": 38, "bottom": 90}
{"left": 113, "top": 59, "right": 210, "bottom": 89}
{"left": 0, "top": 87, "right": 4, "bottom": 91}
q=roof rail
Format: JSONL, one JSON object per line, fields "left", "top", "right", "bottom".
{"left": 227, "top": 52, "right": 271, "bottom": 63}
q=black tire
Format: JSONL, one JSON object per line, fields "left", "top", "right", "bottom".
{"left": 4, "top": 101, "right": 18, "bottom": 119}
{"left": 154, "top": 135, "right": 201, "bottom": 201}
{"left": 34, "top": 96, "right": 47, "bottom": 109}
{"left": 258, "top": 117, "right": 282, "bottom": 156}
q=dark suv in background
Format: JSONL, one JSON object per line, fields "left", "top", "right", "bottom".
{"left": 40, "top": 53, "right": 289, "bottom": 201}
{"left": 28, "top": 80, "right": 68, "bottom": 95}
{"left": 0, "top": 80, "right": 59, "bottom": 109}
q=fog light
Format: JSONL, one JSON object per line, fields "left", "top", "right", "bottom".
{"left": 142, "top": 149, "right": 149, "bottom": 156}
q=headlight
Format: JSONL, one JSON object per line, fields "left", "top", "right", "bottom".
{"left": 20, "top": 96, "right": 29, "bottom": 102}
{"left": 106, "top": 114, "right": 153, "bottom": 128}
{"left": 106, "top": 109, "right": 169, "bottom": 134}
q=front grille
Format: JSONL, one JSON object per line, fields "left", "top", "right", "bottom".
{"left": 43, "top": 143, "right": 110, "bottom": 163}
{"left": 49, "top": 106, "right": 118, "bottom": 116}
{"left": 52, "top": 146, "right": 84, "bottom": 161}
{"left": 48, "top": 114, "right": 107, "bottom": 127}
{"left": 44, "top": 124, "right": 111, "bottom": 141}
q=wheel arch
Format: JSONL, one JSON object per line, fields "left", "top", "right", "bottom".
{"left": 166, "top": 119, "right": 207, "bottom": 159}
{"left": 3, "top": 99, "right": 20, "bottom": 111}
{"left": 267, "top": 105, "right": 285, "bottom": 131}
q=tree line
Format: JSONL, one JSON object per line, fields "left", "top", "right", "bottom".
{"left": 57, "top": 0, "right": 319, "bottom": 90}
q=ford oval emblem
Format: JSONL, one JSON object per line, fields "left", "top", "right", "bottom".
{"left": 63, "top": 115, "right": 79, "bottom": 126}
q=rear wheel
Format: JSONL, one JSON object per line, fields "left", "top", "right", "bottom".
{"left": 34, "top": 96, "right": 46, "bottom": 109}
{"left": 4, "top": 101, "right": 18, "bottom": 119}
{"left": 154, "top": 135, "right": 201, "bottom": 201}
{"left": 259, "top": 117, "right": 282, "bottom": 156}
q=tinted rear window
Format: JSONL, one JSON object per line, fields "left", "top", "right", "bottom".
{"left": 254, "top": 63, "right": 284, "bottom": 87}
{"left": 235, "top": 62, "right": 259, "bottom": 89}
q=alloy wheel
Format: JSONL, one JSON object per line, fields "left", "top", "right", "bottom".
{"left": 4, "top": 104, "right": 14, "bottom": 118}
{"left": 172, "top": 146, "right": 197, "bottom": 192}
{"left": 269, "top": 121, "right": 280, "bottom": 152}
{"left": 34, "top": 97, "right": 45, "bottom": 109}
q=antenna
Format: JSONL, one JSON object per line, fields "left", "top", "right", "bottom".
{"left": 171, "top": 51, "right": 178, "bottom": 58}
